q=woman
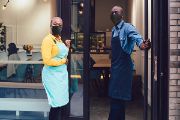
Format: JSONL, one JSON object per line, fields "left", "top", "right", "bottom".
{"left": 41, "top": 17, "right": 71, "bottom": 120}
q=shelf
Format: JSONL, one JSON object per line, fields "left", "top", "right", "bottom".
{"left": 72, "top": 32, "right": 106, "bottom": 52}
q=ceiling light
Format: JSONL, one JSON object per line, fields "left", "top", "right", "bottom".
{"left": 79, "top": 11, "right": 83, "bottom": 15}
{"left": 80, "top": 2, "right": 84, "bottom": 7}
{"left": 2, "top": 6, "right": 6, "bottom": 10}
{"left": 2, "top": 0, "right": 9, "bottom": 10}
{"left": 78, "top": 1, "right": 84, "bottom": 15}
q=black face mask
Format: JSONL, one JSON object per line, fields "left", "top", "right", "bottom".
{"left": 51, "top": 26, "right": 62, "bottom": 35}
{"left": 110, "top": 12, "right": 122, "bottom": 25}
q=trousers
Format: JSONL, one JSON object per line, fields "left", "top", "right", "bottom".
{"left": 49, "top": 105, "right": 67, "bottom": 120}
{"left": 108, "top": 98, "right": 126, "bottom": 120}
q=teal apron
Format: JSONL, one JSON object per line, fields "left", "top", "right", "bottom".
{"left": 42, "top": 41, "right": 69, "bottom": 107}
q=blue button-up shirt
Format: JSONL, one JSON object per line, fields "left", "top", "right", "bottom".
{"left": 112, "top": 20, "right": 143, "bottom": 55}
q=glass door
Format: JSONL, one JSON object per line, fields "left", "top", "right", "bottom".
{"left": 69, "top": 0, "right": 90, "bottom": 119}
{"left": 60, "top": 0, "right": 91, "bottom": 119}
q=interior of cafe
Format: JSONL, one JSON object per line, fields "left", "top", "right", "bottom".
{"left": 0, "top": 0, "right": 151, "bottom": 119}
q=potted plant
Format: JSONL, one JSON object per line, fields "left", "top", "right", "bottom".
{"left": 23, "top": 44, "right": 33, "bottom": 56}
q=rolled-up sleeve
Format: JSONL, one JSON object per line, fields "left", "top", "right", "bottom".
{"left": 127, "top": 25, "right": 143, "bottom": 47}
{"left": 41, "top": 37, "right": 66, "bottom": 66}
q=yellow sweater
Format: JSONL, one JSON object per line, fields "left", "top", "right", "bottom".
{"left": 41, "top": 34, "right": 67, "bottom": 66}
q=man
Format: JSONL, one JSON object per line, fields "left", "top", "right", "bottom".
{"left": 108, "top": 6, "right": 150, "bottom": 120}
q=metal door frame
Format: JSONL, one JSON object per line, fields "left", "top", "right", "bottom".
{"left": 150, "top": 0, "right": 169, "bottom": 120}
{"left": 58, "top": 0, "right": 90, "bottom": 120}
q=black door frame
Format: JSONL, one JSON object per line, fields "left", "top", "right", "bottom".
{"left": 83, "top": 0, "right": 91, "bottom": 119}
{"left": 144, "top": 0, "right": 149, "bottom": 119}
{"left": 58, "top": 0, "right": 90, "bottom": 120}
{"left": 151, "top": 0, "right": 169, "bottom": 120}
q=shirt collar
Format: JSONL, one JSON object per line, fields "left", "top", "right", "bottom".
{"left": 112, "top": 20, "right": 124, "bottom": 31}
{"left": 48, "top": 33, "right": 56, "bottom": 40}
{"left": 48, "top": 33, "right": 62, "bottom": 42}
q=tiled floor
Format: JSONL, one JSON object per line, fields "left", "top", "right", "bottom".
{"left": 90, "top": 96, "right": 149, "bottom": 120}
{"left": 0, "top": 84, "right": 150, "bottom": 120}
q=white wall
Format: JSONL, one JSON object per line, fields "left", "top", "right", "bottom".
{"left": 128, "top": 0, "right": 144, "bottom": 75}
{"left": 0, "top": 0, "right": 51, "bottom": 48}
{"left": 50, "top": 0, "right": 57, "bottom": 17}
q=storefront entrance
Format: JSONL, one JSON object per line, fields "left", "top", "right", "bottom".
{"left": 60, "top": 0, "right": 169, "bottom": 120}
{"left": 0, "top": 0, "right": 169, "bottom": 120}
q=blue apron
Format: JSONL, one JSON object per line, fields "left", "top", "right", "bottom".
{"left": 109, "top": 30, "right": 133, "bottom": 101}
{"left": 42, "top": 41, "right": 69, "bottom": 107}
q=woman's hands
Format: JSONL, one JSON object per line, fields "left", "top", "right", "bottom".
{"left": 61, "top": 58, "right": 68, "bottom": 65}
{"left": 65, "top": 39, "right": 71, "bottom": 48}
{"left": 65, "top": 59, "right": 68, "bottom": 65}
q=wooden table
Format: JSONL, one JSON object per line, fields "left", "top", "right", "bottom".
{"left": 92, "top": 59, "right": 111, "bottom": 96}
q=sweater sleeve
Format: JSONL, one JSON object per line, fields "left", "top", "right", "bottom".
{"left": 41, "top": 37, "right": 66, "bottom": 66}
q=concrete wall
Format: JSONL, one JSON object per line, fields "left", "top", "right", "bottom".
{"left": 169, "top": 0, "right": 180, "bottom": 120}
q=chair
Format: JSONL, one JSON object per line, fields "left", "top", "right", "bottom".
{"left": 15, "top": 64, "right": 28, "bottom": 82}
{"left": 89, "top": 69, "right": 104, "bottom": 96}
{"left": 32, "top": 64, "right": 43, "bottom": 83}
